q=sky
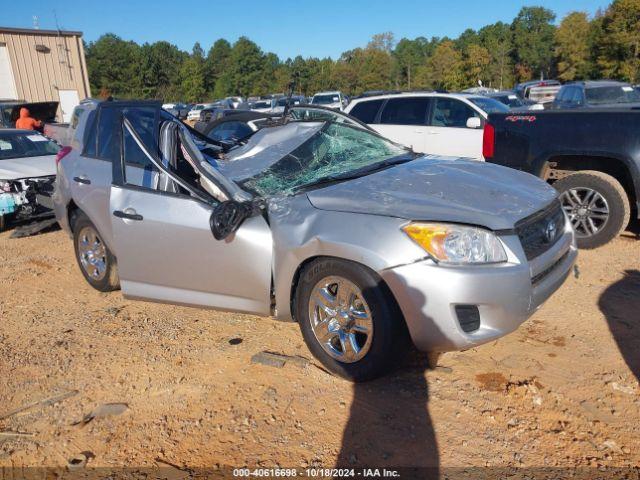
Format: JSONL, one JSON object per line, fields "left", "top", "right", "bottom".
{"left": 3, "top": 0, "right": 609, "bottom": 59}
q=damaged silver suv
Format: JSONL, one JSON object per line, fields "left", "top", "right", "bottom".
{"left": 53, "top": 100, "right": 577, "bottom": 381}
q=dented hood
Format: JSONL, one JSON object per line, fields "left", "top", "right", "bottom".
{"left": 305, "top": 156, "right": 558, "bottom": 230}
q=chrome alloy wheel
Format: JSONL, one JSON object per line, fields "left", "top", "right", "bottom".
{"left": 560, "top": 187, "right": 610, "bottom": 238}
{"left": 308, "top": 276, "right": 373, "bottom": 363}
{"left": 77, "top": 226, "right": 108, "bottom": 281}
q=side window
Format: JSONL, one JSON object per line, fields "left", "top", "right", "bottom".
{"left": 82, "top": 110, "right": 97, "bottom": 157}
{"left": 123, "top": 107, "right": 156, "bottom": 153}
{"left": 348, "top": 99, "right": 384, "bottom": 124}
{"left": 380, "top": 97, "right": 430, "bottom": 125}
{"left": 122, "top": 108, "right": 159, "bottom": 189}
{"left": 96, "top": 107, "right": 122, "bottom": 161}
{"left": 123, "top": 125, "right": 159, "bottom": 189}
{"left": 571, "top": 88, "right": 584, "bottom": 104}
{"left": 431, "top": 98, "right": 478, "bottom": 128}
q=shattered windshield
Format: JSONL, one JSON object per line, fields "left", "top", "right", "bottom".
{"left": 235, "top": 121, "right": 409, "bottom": 196}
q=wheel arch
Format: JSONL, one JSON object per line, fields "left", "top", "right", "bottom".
{"left": 538, "top": 154, "right": 638, "bottom": 214}
{"left": 67, "top": 199, "right": 80, "bottom": 232}
{"left": 285, "top": 255, "right": 405, "bottom": 327}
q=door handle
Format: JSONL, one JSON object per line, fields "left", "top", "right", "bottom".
{"left": 73, "top": 176, "right": 91, "bottom": 185}
{"left": 113, "top": 209, "right": 143, "bottom": 221}
{"left": 428, "top": 130, "right": 440, "bottom": 135}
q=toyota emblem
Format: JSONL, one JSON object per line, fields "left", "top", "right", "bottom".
{"left": 544, "top": 220, "right": 557, "bottom": 243}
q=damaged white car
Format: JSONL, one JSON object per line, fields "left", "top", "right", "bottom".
{"left": 53, "top": 100, "right": 576, "bottom": 381}
{"left": 0, "top": 129, "right": 59, "bottom": 232}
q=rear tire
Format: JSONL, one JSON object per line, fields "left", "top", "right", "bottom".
{"left": 72, "top": 211, "right": 120, "bottom": 292}
{"left": 554, "top": 171, "right": 630, "bottom": 249}
{"left": 295, "top": 258, "right": 409, "bottom": 382}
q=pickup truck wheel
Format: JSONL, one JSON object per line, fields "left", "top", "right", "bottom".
{"left": 295, "top": 258, "right": 408, "bottom": 382}
{"left": 554, "top": 171, "right": 630, "bottom": 249}
{"left": 0, "top": 215, "right": 6, "bottom": 232}
{"left": 73, "top": 212, "right": 120, "bottom": 292}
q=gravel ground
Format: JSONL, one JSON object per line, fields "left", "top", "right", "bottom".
{"left": 0, "top": 224, "right": 638, "bottom": 476}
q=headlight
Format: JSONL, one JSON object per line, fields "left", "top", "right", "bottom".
{"left": 402, "top": 223, "right": 507, "bottom": 264}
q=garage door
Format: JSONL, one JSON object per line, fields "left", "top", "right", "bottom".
{"left": 0, "top": 44, "right": 18, "bottom": 100}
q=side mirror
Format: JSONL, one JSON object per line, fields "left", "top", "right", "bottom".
{"left": 466, "top": 117, "right": 482, "bottom": 129}
{"left": 209, "top": 200, "right": 262, "bottom": 240}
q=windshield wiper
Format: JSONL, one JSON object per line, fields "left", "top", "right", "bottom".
{"left": 293, "top": 153, "right": 417, "bottom": 193}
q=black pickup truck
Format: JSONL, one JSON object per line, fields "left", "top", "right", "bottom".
{"left": 483, "top": 110, "right": 639, "bottom": 248}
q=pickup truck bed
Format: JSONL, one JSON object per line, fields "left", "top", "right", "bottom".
{"left": 484, "top": 109, "right": 640, "bottom": 248}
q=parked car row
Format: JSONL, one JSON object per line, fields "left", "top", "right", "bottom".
{"left": 548, "top": 80, "right": 640, "bottom": 109}
{"left": 186, "top": 84, "right": 638, "bottom": 249}
{"left": 50, "top": 99, "right": 577, "bottom": 381}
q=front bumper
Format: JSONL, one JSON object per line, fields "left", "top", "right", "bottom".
{"left": 380, "top": 225, "right": 577, "bottom": 352}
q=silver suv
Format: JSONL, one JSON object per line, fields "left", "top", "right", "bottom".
{"left": 53, "top": 100, "right": 577, "bottom": 381}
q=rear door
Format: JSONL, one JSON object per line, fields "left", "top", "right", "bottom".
{"left": 108, "top": 115, "right": 273, "bottom": 315}
{"left": 67, "top": 104, "right": 122, "bottom": 251}
{"left": 371, "top": 97, "right": 431, "bottom": 152}
{"left": 426, "top": 97, "right": 483, "bottom": 159}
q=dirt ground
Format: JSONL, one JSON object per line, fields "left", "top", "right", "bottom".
{"left": 0, "top": 223, "right": 639, "bottom": 476}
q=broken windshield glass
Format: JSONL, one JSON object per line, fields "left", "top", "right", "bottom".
{"left": 234, "top": 122, "right": 409, "bottom": 197}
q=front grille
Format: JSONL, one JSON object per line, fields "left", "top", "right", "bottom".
{"left": 531, "top": 251, "right": 569, "bottom": 285}
{"left": 515, "top": 200, "right": 565, "bottom": 261}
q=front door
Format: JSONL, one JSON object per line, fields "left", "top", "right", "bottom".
{"left": 426, "top": 97, "right": 483, "bottom": 160}
{"left": 109, "top": 116, "right": 273, "bottom": 315}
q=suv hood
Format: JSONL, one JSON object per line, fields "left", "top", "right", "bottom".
{"left": 306, "top": 156, "right": 558, "bottom": 230}
{"left": 0, "top": 155, "right": 57, "bottom": 180}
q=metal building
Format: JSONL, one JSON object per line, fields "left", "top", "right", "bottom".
{"left": 0, "top": 26, "right": 91, "bottom": 122}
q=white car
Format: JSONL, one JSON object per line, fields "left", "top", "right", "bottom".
{"left": 310, "top": 91, "right": 348, "bottom": 111}
{"left": 187, "top": 103, "right": 214, "bottom": 121}
{"left": 0, "top": 129, "right": 59, "bottom": 231}
{"left": 345, "top": 92, "right": 510, "bottom": 160}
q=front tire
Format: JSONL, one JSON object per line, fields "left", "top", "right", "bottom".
{"left": 554, "top": 171, "right": 630, "bottom": 249}
{"left": 295, "top": 258, "right": 409, "bottom": 382}
{"left": 72, "top": 211, "right": 119, "bottom": 292}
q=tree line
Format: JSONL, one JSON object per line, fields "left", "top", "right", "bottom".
{"left": 85, "top": 0, "right": 640, "bottom": 102}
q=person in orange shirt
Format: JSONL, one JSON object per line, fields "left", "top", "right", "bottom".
{"left": 15, "top": 107, "right": 42, "bottom": 130}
